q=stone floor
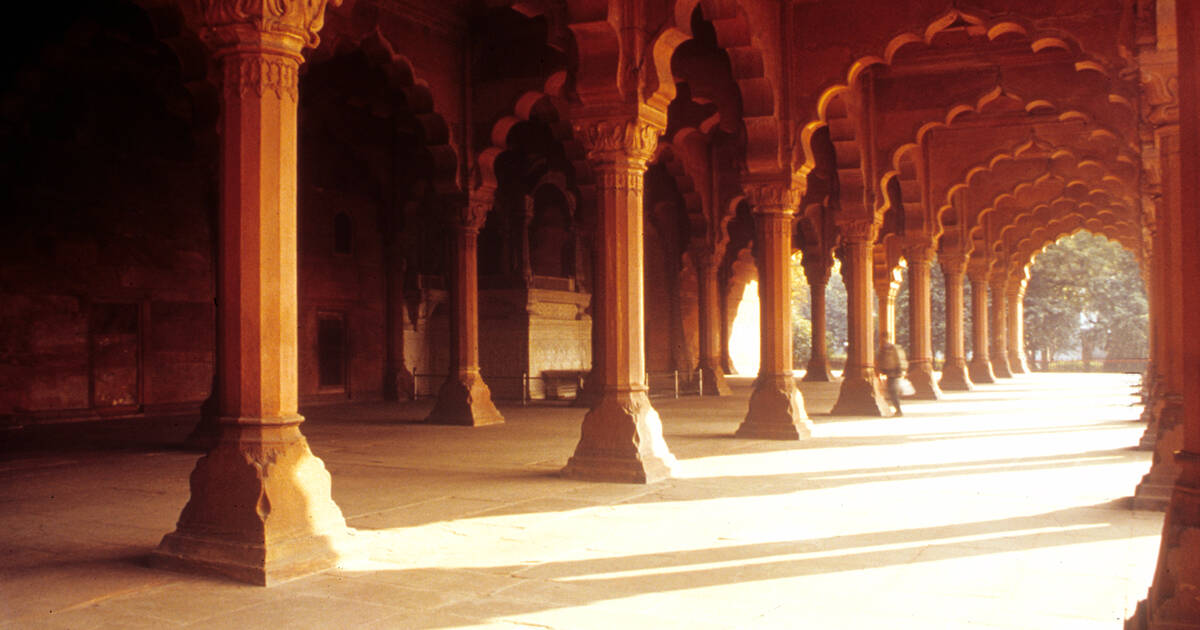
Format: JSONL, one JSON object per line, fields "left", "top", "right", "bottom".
{"left": 0, "top": 372, "right": 1163, "bottom": 629}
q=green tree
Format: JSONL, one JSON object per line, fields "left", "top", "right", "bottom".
{"left": 1023, "top": 231, "right": 1147, "bottom": 370}
{"left": 792, "top": 254, "right": 848, "bottom": 367}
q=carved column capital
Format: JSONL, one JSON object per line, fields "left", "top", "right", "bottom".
{"left": 197, "top": 0, "right": 342, "bottom": 52}
{"left": 904, "top": 243, "right": 936, "bottom": 266}
{"left": 572, "top": 116, "right": 663, "bottom": 167}
{"left": 966, "top": 257, "right": 993, "bottom": 284}
{"left": 197, "top": 0, "right": 342, "bottom": 102}
{"left": 744, "top": 180, "right": 800, "bottom": 216}
{"left": 839, "top": 219, "right": 878, "bottom": 244}
{"left": 450, "top": 188, "right": 494, "bottom": 233}
{"left": 939, "top": 251, "right": 970, "bottom": 275}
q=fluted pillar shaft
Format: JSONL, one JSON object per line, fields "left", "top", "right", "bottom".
{"left": 427, "top": 191, "right": 504, "bottom": 426}
{"left": 154, "top": 3, "right": 353, "bottom": 585}
{"left": 832, "top": 221, "right": 888, "bottom": 415}
{"left": 562, "top": 114, "right": 676, "bottom": 483}
{"left": 989, "top": 275, "right": 1013, "bottom": 378}
{"left": 1006, "top": 277, "right": 1029, "bottom": 374}
{"left": 967, "top": 270, "right": 996, "bottom": 384}
{"left": 906, "top": 245, "right": 941, "bottom": 399}
{"left": 1128, "top": 5, "right": 1200, "bottom": 623}
{"left": 803, "top": 264, "right": 834, "bottom": 382}
{"left": 736, "top": 182, "right": 812, "bottom": 439}
{"left": 939, "top": 257, "right": 973, "bottom": 391}
{"left": 1136, "top": 123, "right": 1184, "bottom": 510}
{"left": 696, "top": 251, "right": 731, "bottom": 395}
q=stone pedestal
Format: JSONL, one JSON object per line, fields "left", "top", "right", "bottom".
{"left": 906, "top": 245, "right": 941, "bottom": 400}
{"left": 562, "top": 112, "right": 676, "bottom": 482}
{"left": 154, "top": 8, "right": 353, "bottom": 584}
{"left": 737, "top": 183, "right": 812, "bottom": 439}
{"left": 939, "top": 259, "right": 973, "bottom": 391}
{"left": 1135, "top": 396, "right": 1183, "bottom": 511}
{"left": 833, "top": 222, "right": 889, "bottom": 416}
{"left": 155, "top": 421, "right": 355, "bottom": 585}
{"left": 428, "top": 191, "right": 504, "bottom": 426}
{"left": 1129, "top": 452, "right": 1200, "bottom": 629}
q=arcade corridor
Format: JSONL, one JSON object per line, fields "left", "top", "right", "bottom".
{"left": 1, "top": 373, "right": 1160, "bottom": 629}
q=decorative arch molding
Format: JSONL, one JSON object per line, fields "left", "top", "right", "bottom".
{"left": 306, "top": 28, "right": 460, "bottom": 195}
{"left": 990, "top": 202, "right": 1140, "bottom": 268}
{"left": 937, "top": 138, "right": 1138, "bottom": 238}
{"left": 972, "top": 172, "right": 1137, "bottom": 246}
{"left": 875, "top": 93, "right": 1136, "bottom": 239}
{"left": 1013, "top": 214, "right": 1143, "bottom": 273}
{"left": 477, "top": 78, "right": 593, "bottom": 194}
{"left": 652, "top": 142, "right": 706, "bottom": 242}
{"left": 797, "top": 7, "right": 1133, "bottom": 223}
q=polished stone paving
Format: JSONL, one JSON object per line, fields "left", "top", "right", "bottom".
{"left": 0, "top": 372, "right": 1162, "bottom": 628}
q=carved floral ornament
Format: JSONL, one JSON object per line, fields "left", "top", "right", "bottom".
{"left": 198, "top": 0, "right": 342, "bottom": 50}
{"left": 572, "top": 118, "right": 663, "bottom": 163}
{"left": 223, "top": 55, "right": 299, "bottom": 101}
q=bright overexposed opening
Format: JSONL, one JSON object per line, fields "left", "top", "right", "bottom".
{"left": 729, "top": 281, "right": 760, "bottom": 375}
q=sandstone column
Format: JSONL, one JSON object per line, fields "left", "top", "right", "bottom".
{"left": 1006, "top": 270, "right": 1030, "bottom": 374}
{"left": 1138, "top": 211, "right": 1165, "bottom": 447}
{"left": 696, "top": 250, "right": 731, "bottom": 395}
{"left": 426, "top": 189, "right": 504, "bottom": 426}
{"left": 802, "top": 253, "right": 834, "bottom": 382}
{"left": 967, "top": 265, "right": 996, "bottom": 384}
{"left": 1135, "top": 123, "right": 1184, "bottom": 511}
{"left": 736, "top": 181, "right": 813, "bottom": 439}
{"left": 832, "top": 220, "right": 889, "bottom": 415}
{"left": 153, "top": 0, "right": 354, "bottom": 585}
{"left": 1128, "top": 3, "right": 1200, "bottom": 623}
{"left": 875, "top": 265, "right": 900, "bottom": 346}
{"left": 562, "top": 114, "right": 676, "bottom": 482}
{"left": 906, "top": 244, "right": 942, "bottom": 399}
{"left": 938, "top": 253, "right": 973, "bottom": 391}
{"left": 989, "top": 272, "right": 1014, "bottom": 378}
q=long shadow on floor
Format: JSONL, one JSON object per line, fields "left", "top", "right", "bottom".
{"left": 331, "top": 501, "right": 1151, "bottom": 628}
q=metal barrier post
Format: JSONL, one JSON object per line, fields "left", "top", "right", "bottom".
{"left": 673, "top": 370, "right": 679, "bottom": 399}
{"left": 522, "top": 372, "right": 529, "bottom": 406}
{"left": 697, "top": 368, "right": 703, "bottom": 397}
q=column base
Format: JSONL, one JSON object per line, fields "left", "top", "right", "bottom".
{"left": 735, "top": 375, "right": 812, "bottom": 440}
{"left": 1135, "top": 406, "right": 1184, "bottom": 510}
{"left": 562, "top": 390, "right": 676, "bottom": 483}
{"left": 802, "top": 357, "right": 834, "bottom": 382}
{"left": 938, "top": 361, "right": 973, "bottom": 391}
{"left": 700, "top": 365, "right": 732, "bottom": 396}
{"left": 1127, "top": 452, "right": 1200, "bottom": 629}
{"left": 830, "top": 372, "right": 889, "bottom": 416}
{"left": 906, "top": 361, "right": 942, "bottom": 400}
{"left": 425, "top": 371, "right": 504, "bottom": 426}
{"left": 991, "top": 355, "right": 1014, "bottom": 378}
{"left": 968, "top": 358, "right": 996, "bottom": 384}
{"left": 152, "top": 419, "right": 356, "bottom": 586}
{"left": 1010, "top": 357, "right": 1029, "bottom": 374}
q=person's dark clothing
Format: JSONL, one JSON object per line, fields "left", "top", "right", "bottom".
{"left": 877, "top": 342, "right": 907, "bottom": 416}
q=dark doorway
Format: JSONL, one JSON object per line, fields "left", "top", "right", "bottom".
{"left": 317, "top": 312, "right": 348, "bottom": 392}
